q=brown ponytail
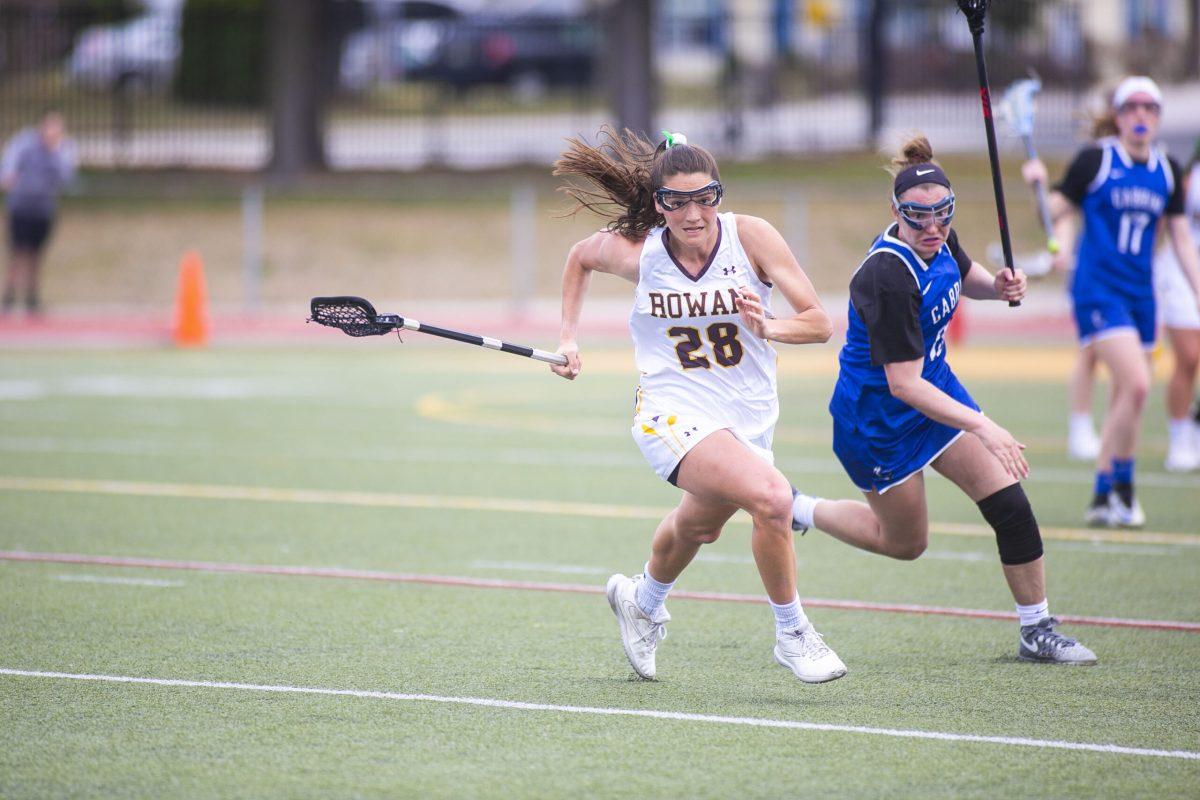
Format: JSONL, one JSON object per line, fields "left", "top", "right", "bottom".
{"left": 887, "top": 134, "right": 939, "bottom": 176}
{"left": 554, "top": 126, "right": 720, "bottom": 239}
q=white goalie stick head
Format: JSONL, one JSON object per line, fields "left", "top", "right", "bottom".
{"left": 1001, "top": 73, "right": 1043, "bottom": 139}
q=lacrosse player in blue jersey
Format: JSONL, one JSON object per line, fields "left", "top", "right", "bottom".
{"left": 789, "top": 134, "right": 1097, "bottom": 665}
{"left": 1023, "top": 77, "right": 1200, "bottom": 525}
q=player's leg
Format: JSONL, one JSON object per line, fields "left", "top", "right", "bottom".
{"left": 674, "top": 430, "right": 846, "bottom": 683}
{"left": 1092, "top": 331, "right": 1152, "bottom": 526}
{"left": 25, "top": 248, "right": 43, "bottom": 313}
{"left": 1067, "top": 344, "right": 1101, "bottom": 461}
{"left": 2, "top": 246, "right": 27, "bottom": 313}
{"left": 1164, "top": 326, "right": 1200, "bottom": 472}
{"left": 931, "top": 434, "right": 1096, "bottom": 665}
{"left": 606, "top": 490, "right": 738, "bottom": 681}
{"left": 801, "top": 476, "right": 931, "bottom": 561}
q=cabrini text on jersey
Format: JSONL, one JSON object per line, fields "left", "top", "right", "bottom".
{"left": 1109, "top": 186, "right": 1166, "bottom": 215}
{"left": 929, "top": 280, "right": 962, "bottom": 325}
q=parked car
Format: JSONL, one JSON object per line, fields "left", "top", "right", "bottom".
{"left": 339, "top": 0, "right": 465, "bottom": 91}
{"left": 428, "top": 13, "right": 598, "bottom": 98}
{"left": 67, "top": 10, "right": 181, "bottom": 90}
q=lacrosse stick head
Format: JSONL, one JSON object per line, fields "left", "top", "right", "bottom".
{"left": 1001, "top": 76, "right": 1042, "bottom": 138}
{"left": 309, "top": 296, "right": 401, "bottom": 337}
{"left": 955, "top": 0, "right": 990, "bottom": 35}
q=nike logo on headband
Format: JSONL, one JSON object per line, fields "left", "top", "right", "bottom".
{"left": 915, "top": 168, "right": 936, "bottom": 176}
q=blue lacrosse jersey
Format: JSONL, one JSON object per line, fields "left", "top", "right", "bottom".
{"left": 1071, "top": 138, "right": 1176, "bottom": 302}
{"left": 829, "top": 226, "right": 978, "bottom": 491}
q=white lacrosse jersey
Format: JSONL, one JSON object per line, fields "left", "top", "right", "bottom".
{"left": 629, "top": 212, "right": 779, "bottom": 440}
{"left": 1153, "top": 162, "right": 1200, "bottom": 328}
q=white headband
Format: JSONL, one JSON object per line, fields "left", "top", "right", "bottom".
{"left": 1113, "top": 76, "right": 1163, "bottom": 109}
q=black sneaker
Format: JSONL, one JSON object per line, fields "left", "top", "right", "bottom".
{"left": 1018, "top": 617, "right": 1097, "bottom": 665}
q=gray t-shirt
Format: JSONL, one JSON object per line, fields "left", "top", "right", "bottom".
{"left": 1, "top": 128, "right": 78, "bottom": 217}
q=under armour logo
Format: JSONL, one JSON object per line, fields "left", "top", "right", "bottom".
{"left": 721, "top": 267, "right": 737, "bottom": 276}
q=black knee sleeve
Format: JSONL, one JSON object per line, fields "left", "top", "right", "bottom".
{"left": 977, "top": 484, "right": 1043, "bottom": 566}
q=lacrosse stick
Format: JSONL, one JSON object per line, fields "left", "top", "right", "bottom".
{"left": 956, "top": 0, "right": 1019, "bottom": 307}
{"left": 308, "top": 296, "right": 568, "bottom": 366}
{"left": 1001, "top": 72, "right": 1060, "bottom": 254}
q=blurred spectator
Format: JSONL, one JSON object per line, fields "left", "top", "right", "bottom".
{"left": 1, "top": 111, "right": 77, "bottom": 315}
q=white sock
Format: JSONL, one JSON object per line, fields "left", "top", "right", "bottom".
{"left": 770, "top": 595, "right": 810, "bottom": 635}
{"left": 791, "top": 491, "right": 822, "bottom": 529}
{"left": 635, "top": 562, "right": 674, "bottom": 617}
{"left": 1069, "top": 412, "right": 1095, "bottom": 434}
{"left": 1016, "top": 599, "right": 1049, "bottom": 628}
{"left": 1168, "top": 417, "right": 1192, "bottom": 445}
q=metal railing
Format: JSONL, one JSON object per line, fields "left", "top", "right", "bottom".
{"left": 1, "top": 1, "right": 1192, "bottom": 171}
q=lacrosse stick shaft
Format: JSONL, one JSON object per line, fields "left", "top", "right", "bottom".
{"left": 1021, "top": 134, "right": 1060, "bottom": 254}
{"left": 399, "top": 317, "right": 568, "bottom": 366}
{"left": 967, "top": 26, "right": 1020, "bottom": 307}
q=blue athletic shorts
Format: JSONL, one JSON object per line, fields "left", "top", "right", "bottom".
{"left": 7, "top": 210, "right": 53, "bottom": 252}
{"left": 831, "top": 372, "right": 977, "bottom": 494}
{"left": 1072, "top": 293, "right": 1156, "bottom": 349}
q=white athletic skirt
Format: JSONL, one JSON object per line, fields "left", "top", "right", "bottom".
{"left": 1155, "top": 245, "right": 1200, "bottom": 330}
{"left": 631, "top": 409, "right": 775, "bottom": 484}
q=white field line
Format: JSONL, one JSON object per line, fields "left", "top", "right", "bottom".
{"left": 52, "top": 574, "right": 183, "bottom": 588}
{"left": 0, "top": 668, "right": 1196, "bottom": 761}
{"left": 4, "top": 550, "right": 1198, "bottom": 633}
{"left": 0, "top": 435, "right": 1196, "bottom": 490}
{"left": 694, "top": 552, "right": 758, "bottom": 565}
{"left": 921, "top": 551, "right": 992, "bottom": 563}
{"left": 0, "top": 476, "right": 1197, "bottom": 548}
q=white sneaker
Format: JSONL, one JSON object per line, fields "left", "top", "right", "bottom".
{"left": 773, "top": 625, "right": 847, "bottom": 684}
{"left": 1083, "top": 498, "right": 1113, "bottom": 527}
{"left": 606, "top": 573, "right": 669, "bottom": 680}
{"left": 1108, "top": 494, "right": 1145, "bottom": 528}
{"left": 1164, "top": 427, "right": 1200, "bottom": 472}
{"left": 1067, "top": 422, "right": 1101, "bottom": 461}
{"left": 1164, "top": 442, "right": 1200, "bottom": 472}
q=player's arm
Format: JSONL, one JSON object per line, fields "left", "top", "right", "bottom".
{"left": 0, "top": 134, "right": 21, "bottom": 191}
{"left": 1025, "top": 151, "right": 1096, "bottom": 270}
{"left": 553, "top": 230, "right": 640, "bottom": 379}
{"left": 949, "top": 230, "right": 1026, "bottom": 302}
{"left": 733, "top": 214, "right": 832, "bottom": 344}
{"left": 883, "top": 358, "right": 1029, "bottom": 480}
{"left": 961, "top": 262, "right": 1027, "bottom": 302}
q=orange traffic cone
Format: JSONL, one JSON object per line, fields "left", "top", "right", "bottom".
{"left": 173, "top": 251, "right": 209, "bottom": 347}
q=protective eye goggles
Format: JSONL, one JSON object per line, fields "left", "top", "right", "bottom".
{"left": 893, "top": 192, "right": 955, "bottom": 230}
{"left": 1118, "top": 100, "right": 1161, "bottom": 115}
{"left": 654, "top": 180, "right": 724, "bottom": 212}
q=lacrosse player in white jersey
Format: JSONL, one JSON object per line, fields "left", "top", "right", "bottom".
{"left": 550, "top": 127, "right": 846, "bottom": 684}
{"left": 1153, "top": 137, "right": 1200, "bottom": 472}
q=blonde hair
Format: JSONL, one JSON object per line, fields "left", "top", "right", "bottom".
{"left": 1089, "top": 89, "right": 1119, "bottom": 139}
{"left": 553, "top": 126, "right": 721, "bottom": 239}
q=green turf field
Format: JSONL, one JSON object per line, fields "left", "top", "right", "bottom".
{"left": 1, "top": 344, "right": 1198, "bottom": 798}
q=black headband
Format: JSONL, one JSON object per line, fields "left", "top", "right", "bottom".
{"left": 893, "top": 163, "right": 952, "bottom": 197}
